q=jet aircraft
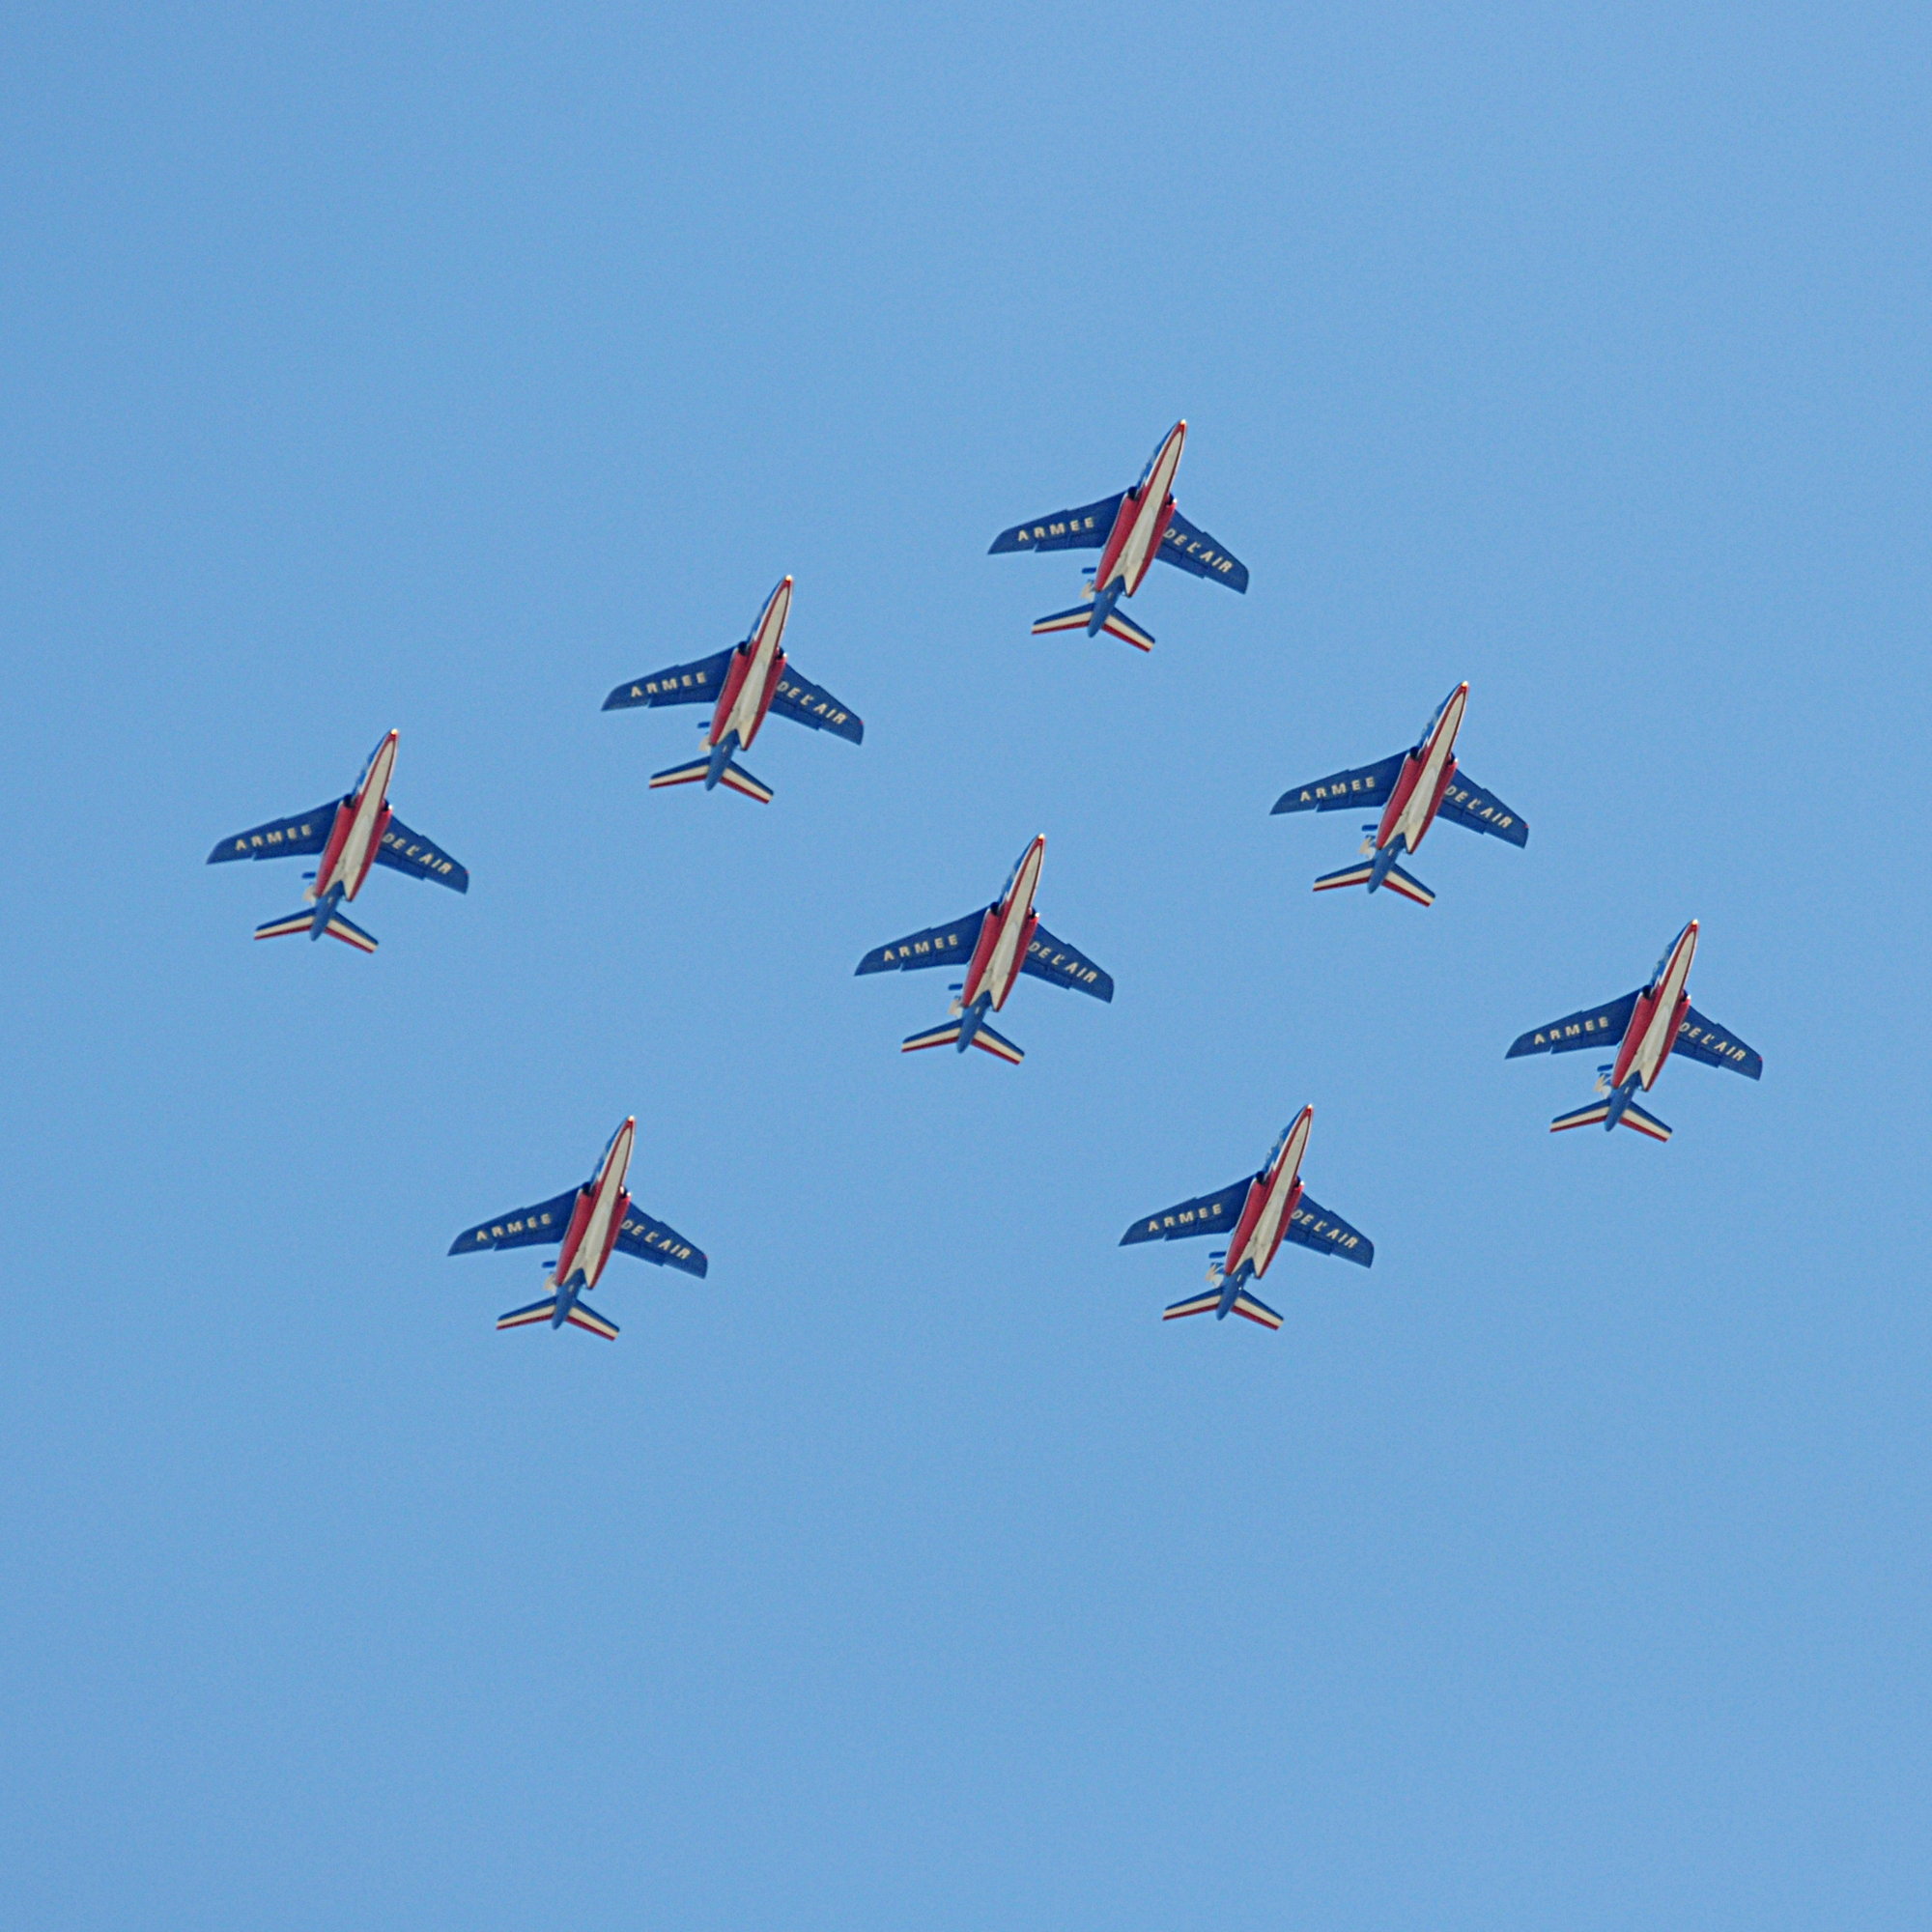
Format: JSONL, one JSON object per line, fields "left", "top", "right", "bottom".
{"left": 1121, "top": 1105, "right": 1373, "bottom": 1328}
{"left": 448, "top": 1118, "right": 707, "bottom": 1338}
{"left": 206, "top": 729, "right": 468, "bottom": 952}
{"left": 1272, "top": 683, "right": 1526, "bottom": 906}
{"left": 603, "top": 576, "right": 862, "bottom": 803}
{"left": 1506, "top": 920, "right": 1762, "bottom": 1141}
{"left": 855, "top": 834, "right": 1113, "bottom": 1064}
{"left": 988, "top": 420, "right": 1248, "bottom": 651}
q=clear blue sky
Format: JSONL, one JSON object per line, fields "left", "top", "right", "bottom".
{"left": 3, "top": 6, "right": 1927, "bottom": 1927}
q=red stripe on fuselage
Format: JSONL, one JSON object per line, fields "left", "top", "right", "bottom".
{"left": 554, "top": 1188, "right": 595, "bottom": 1282}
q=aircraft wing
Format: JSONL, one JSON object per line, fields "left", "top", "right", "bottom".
{"left": 1435, "top": 772, "right": 1528, "bottom": 846}
{"left": 613, "top": 1208, "right": 708, "bottom": 1277}
{"left": 1119, "top": 1176, "right": 1255, "bottom": 1246}
{"left": 1283, "top": 1191, "right": 1374, "bottom": 1266}
{"left": 1155, "top": 509, "right": 1250, "bottom": 592}
{"left": 854, "top": 907, "right": 989, "bottom": 977}
{"left": 1270, "top": 753, "right": 1406, "bottom": 817}
{"left": 602, "top": 647, "right": 735, "bottom": 712}
{"left": 447, "top": 1188, "right": 580, "bottom": 1256}
{"left": 987, "top": 493, "right": 1123, "bottom": 554}
{"left": 206, "top": 800, "right": 340, "bottom": 865}
{"left": 1506, "top": 989, "right": 1641, "bottom": 1059}
{"left": 1019, "top": 923, "right": 1114, "bottom": 1002}
{"left": 768, "top": 667, "right": 864, "bottom": 744}
{"left": 1673, "top": 1006, "right": 1763, "bottom": 1079}
{"left": 373, "top": 814, "right": 469, "bottom": 893}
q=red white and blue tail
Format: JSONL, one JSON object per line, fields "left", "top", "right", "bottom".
{"left": 1162, "top": 1286, "right": 1284, "bottom": 1328}
{"left": 1031, "top": 599, "right": 1157, "bottom": 652}
{"left": 901, "top": 1019, "right": 1025, "bottom": 1064}
{"left": 1549, "top": 1097, "right": 1673, "bottom": 1141}
{"left": 649, "top": 755, "right": 774, "bottom": 804}
{"left": 1163, "top": 1288, "right": 1223, "bottom": 1321}
{"left": 1312, "top": 861, "right": 1435, "bottom": 907}
{"left": 496, "top": 1294, "right": 620, "bottom": 1337}
{"left": 253, "top": 906, "right": 378, "bottom": 952}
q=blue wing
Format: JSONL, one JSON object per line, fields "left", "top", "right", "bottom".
{"left": 1270, "top": 753, "right": 1406, "bottom": 816}
{"left": 373, "top": 814, "right": 469, "bottom": 893}
{"left": 1673, "top": 1006, "right": 1763, "bottom": 1080}
{"left": 206, "top": 800, "right": 340, "bottom": 865}
{"left": 1435, "top": 772, "right": 1528, "bottom": 846}
{"left": 1119, "top": 1176, "right": 1256, "bottom": 1245}
{"left": 988, "top": 494, "right": 1122, "bottom": 554}
{"left": 1506, "top": 990, "right": 1641, "bottom": 1058}
{"left": 448, "top": 1188, "right": 579, "bottom": 1256}
{"left": 602, "top": 647, "right": 735, "bottom": 712}
{"left": 1155, "top": 509, "right": 1249, "bottom": 592}
{"left": 613, "top": 1208, "right": 708, "bottom": 1277}
{"left": 1019, "top": 923, "right": 1114, "bottom": 1003}
{"left": 768, "top": 667, "right": 864, "bottom": 744}
{"left": 1284, "top": 1191, "right": 1374, "bottom": 1267}
{"left": 855, "top": 908, "right": 989, "bottom": 976}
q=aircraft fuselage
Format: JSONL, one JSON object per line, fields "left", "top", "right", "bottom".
{"left": 1093, "top": 421, "right": 1186, "bottom": 600}
{"left": 310, "top": 730, "right": 398, "bottom": 905}
{"left": 704, "top": 577, "right": 793, "bottom": 756}
{"left": 959, "top": 835, "right": 1046, "bottom": 1015}
{"left": 1612, "top": 921, "right": 1699, "bottom": 1094}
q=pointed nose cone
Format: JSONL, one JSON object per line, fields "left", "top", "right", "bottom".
{"left": 361, "top": 728, "right": 401, "bottom": 795}
{"left": 757, "top": 576, "right": 794, "bottom": 647}
{"left": 603, "top": 1116, "right": 637, "bottom": 1189}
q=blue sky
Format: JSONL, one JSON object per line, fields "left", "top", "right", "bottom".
{"left": 3, "top": 4, "right": 1928, "bottom": 1926}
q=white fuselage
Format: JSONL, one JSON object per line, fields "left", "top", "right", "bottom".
{"left": 557, "top": 1120, "right": 636, "bottom": 1291}
{"left": 709, "top": 578, "right": 792, "bottom": 752}
{"left": 1103, "top": 424, "right": 1186, "bottom": 596}
{"left": 1230, "top": 1108, "right": 1312, "bottom": 1282}
{"left": 1388, "top": 686, "right": 1466, "bottom": 854}
{"left": 314, "top": 732, "right": 398, "bottom": 903}
{"left": 972, "top": 838, "right": 1045, "bottom": 1009}
{"left": 1626, "top": 924, "right": 1699, "bottom": 1090}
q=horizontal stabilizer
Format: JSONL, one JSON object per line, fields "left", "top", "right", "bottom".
{"left": 1549, "top": 1098, "right": 1673, "bottom": 1141}
{"left": 1378, "top": 861, "right": 1435, "bottom": 907}
{"left": 968, "top": 1020, "right": 1024, "bottom": 1065}
{"left": 1163, "top": 1290, "right": 1223, "bottom": 1321}
{"left": 564, "top": 1301, "right": 620, "bottom": 1339}
{"left": 716, "top": 760, "right": 773, "bottom": 804}
{"left": 902, "top": 1021, "right": 963, "bottom": 1053}
{"left": 1617, "top": 1099, "right": 1673, "bottom": 1141}
{"left": 1313, "top": 863, "right": 1375, "bottom": 894}
{"left": 1231, "top": 1289, "right": 1284, "bottom": 1329}
{"left": 497, "top": 1295, "right": 559, "bottom": 1330}
{"left": 648, "top": 757, "right": 710, "bottom": 789}
{"left": 1031, "top": 602, "right": 1100, "bottom": 638}
{"left": 252, "top": 906, "right": 379, "bottom": 952}
{"left": 1099, "top": 606, "right": 1156, "bottom": 651}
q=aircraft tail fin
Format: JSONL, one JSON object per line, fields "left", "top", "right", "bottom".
{"left": 1378, "top": 861, "right": 1435, "bottom": 907}
{"left": 966, "top": 1019, "right": 1024, "bottom": 1065}
{"left": 497, "top": 1295, "right": 559, "bottom": 1330}
{"left": 252, "top": 906, "right": 378, "bottom": 952}
{"left": 649, "top": 755, "right": 774, "bottom": 804}
{"left": 1549, "top": 1097, "right": 1673, "bottom": 1141}
{"left": 1163, "top": 1290, "right": 1223, "bottom": 1321}
{"left": 1231, "top": 1289, "right": 1285, "bottom": 1329}
{"left": 1031, "top": 599, "right": 1156, "bottom": 651}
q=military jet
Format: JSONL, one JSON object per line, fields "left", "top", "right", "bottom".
{"left": 1507, "top": 920, "right": 1762, "bottom": 1141}
{"left": 855, "top": 834, "right": 1112, "bottom": 1064}
{"left": 988, "top": 420, "right": 1247, "bottom": 651}
{"left": 206, "top": 729, "right": 467, "bottom": 952}
{"left": 603, "top": 576, "right": 862, "bottom": 803}
{"left": 1272, "top": 683, "right": 1526, "bottom": 906}
{"left": 449, "top": 1118, "right": 707, "bottom": 1339}
{"left": 1121, "top": 1105, "right": 1373, "bottom": 1329}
